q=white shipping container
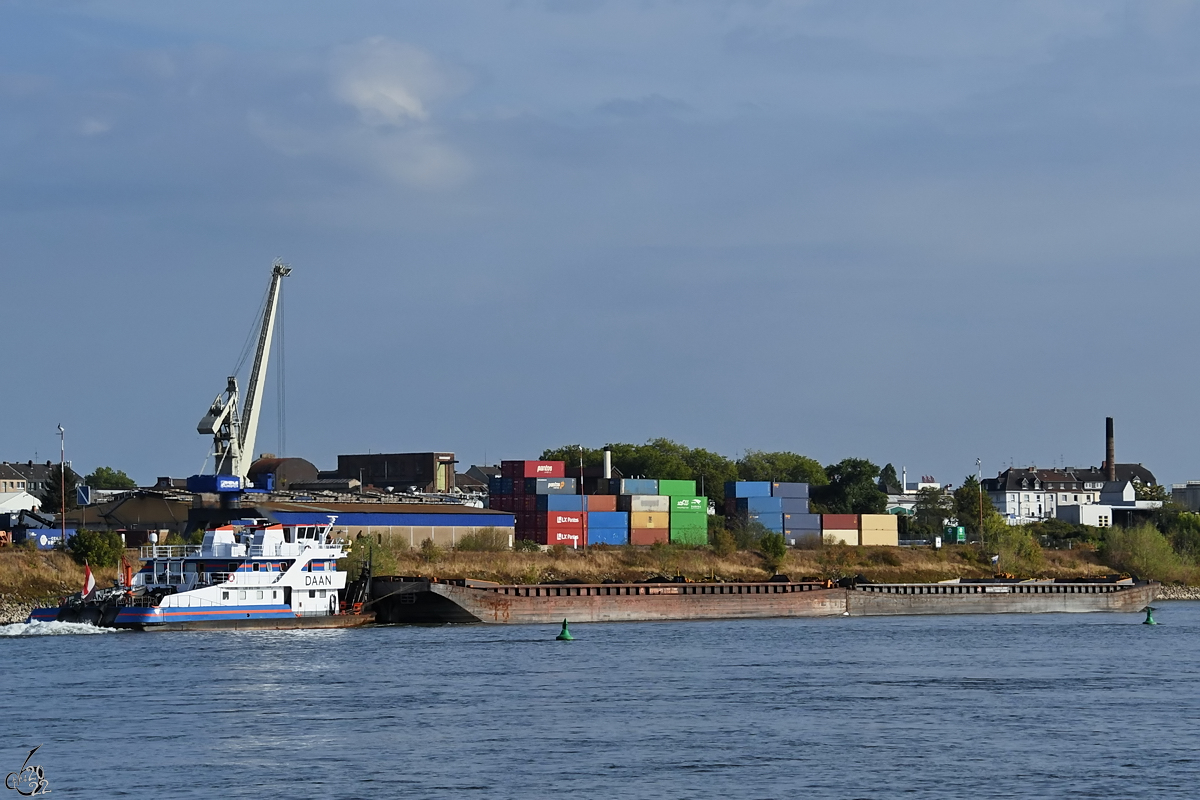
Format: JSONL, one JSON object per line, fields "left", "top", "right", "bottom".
{"left": 617, "top": 495, "right": 670, "bottom": 513}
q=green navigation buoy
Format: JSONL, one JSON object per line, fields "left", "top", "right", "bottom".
{"left": 1143, "top": 606, "right": 1159, "bottom": 625}
{"left": 556, "top": 619, "right": 574, "bottom": 641}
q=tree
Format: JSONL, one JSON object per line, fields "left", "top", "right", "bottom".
{"left": 540, "top": 439, "right": 739, "bottom": 505}
{"left": 812, "top": 458, "right": 887, "bottom": 514}
{"left": 85, "top": 466, "right": 137, "bottom": 490}
{"left": 1135, "top": 481, "right": 1169, "bottom": 502}
{"left": 67, "top": 529, "right": 124, "bottom": 567}
{"left": 41, "top": 463, "right": 80, "bottom": 514}
{"left": 878, "top": 463, "right": 902, "bottom": 494}
{"left": 912, "top": 486, "right": 953, "bottom": 538}
{"left": 952, "top": 476, "right": 995, "bottom": 541}
{"left": 759, "top": 532, "right": 788, "bottom": 574}
{"left": 737, "top": 451, "right": 828, "bottom": 486}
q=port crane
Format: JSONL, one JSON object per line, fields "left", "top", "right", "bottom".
{"left": 195, "top": 261, "right": 290, "bottom": 488}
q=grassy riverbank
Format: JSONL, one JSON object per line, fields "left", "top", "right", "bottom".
{"left": 0, "top": 542, "right": 1138, "bottom": 606}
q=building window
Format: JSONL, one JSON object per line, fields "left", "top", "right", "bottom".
{"left": 1062, "top": 495, "right": 1068, "bottom": 502}
{"left": 1074, "top": 495, "right": 1079, "bottom": 502}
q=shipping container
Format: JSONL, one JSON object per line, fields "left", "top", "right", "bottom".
{"left": 860, "top": 514, "right": 899, "bottom": 531}
{"left": 785, "top": 531, "right": 822, "bottom": 549}
{"left": 589, "top": 527, "right": 628, "bottom": 546}
{"left": 524, "top": 477, "right": 577, "bottom": 495}
{"left": 583, "top": 494, "right": 617, "bottom": 512}
{"left": 780, "top": 497, "right": 809, "bottom": 514}
{"left": 617, "top": 494, "right": 670, "bottom": 513}
{"left": 536, "top": 528, "right": 587, "bottom": 548}
{"left": 860, "top": 529, "right": 899, "bottom": 547}
{"left": 630, "top": 528, "right": 669, "bottom": 546}
{"left": 735, "top": 496, "right": 783, "bottom": 514}
{"left": 670, "top": 496, "right": 707, "bottom": 515}
{"left": 610, "top": 478, "right": 658, "bottom": 495}
{"left": 823, "top": 529, "right": 859, "bottom": 546}
{"left": 629, "top": 511, "right": 669, "bottom": 529}
{"left": 502, "top": 460, "right": 565, "bottom": 479}
{"left": 534, "top": 511, "right": 585, "bottom": 528}
{"left": 725, "top": 481, "right": 772, "bottom": 498}
{"left": 587, "top": 511, "right": 629, "bottom": 529}
{"left": 669, "top": 527, "right": 707, "bottom": 546}
{"left": 770, "top": 481, "right": 810, "bottom": 499}
{"left": 822, "top": 514, "right": 858, "bottom": 530}
{"left": 657, "top": 479, "right": 697, "bottom": 496}
{"left": 535, "top": 494, "right": 585, "bottom": 512}
{"left": 783, "top": 512, "right": 821, "bottom": 531}
{"left": 751, "top": 513, "right": 784, "bottom": 532}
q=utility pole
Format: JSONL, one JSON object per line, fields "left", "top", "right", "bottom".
{"left": 580, "top": 445, "right": 588, "bottom": 554}
{"left": 976, "top": 458, "right": 983, "bottom": 544}
{"left": 58, "top": 424, "right": 66, "bottom": 546}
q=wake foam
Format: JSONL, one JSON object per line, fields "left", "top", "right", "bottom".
{"left": 0, "top": 620, "right": 117, "bottom": 636}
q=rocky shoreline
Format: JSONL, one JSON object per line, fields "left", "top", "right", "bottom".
{"left": 1156, "top": 585, "right": 1200, "bottom": 601}
{"left": 1, "top": 601, "right": 35, "bottom": 624}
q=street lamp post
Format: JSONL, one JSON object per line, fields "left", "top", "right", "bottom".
{"left": 58, "top": 424, "right": 66, "bottom": 546}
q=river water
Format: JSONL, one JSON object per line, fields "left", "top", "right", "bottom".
{"left": 2, "top": 604, "right": 1197, "bottom": 798}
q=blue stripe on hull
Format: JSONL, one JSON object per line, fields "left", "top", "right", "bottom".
{"left": 28, "top": 608, "right": 59, "bottom": 622}
{"left": 116, "top": 604, "right": 299, "bottom": 626}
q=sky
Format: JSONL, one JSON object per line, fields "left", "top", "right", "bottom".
{"left": 3, "top": 0, "right": 1199, "bottom": 488}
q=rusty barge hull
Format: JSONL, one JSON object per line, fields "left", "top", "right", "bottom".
{"left": 371, "top": 578, "right": 1160, "bottom": 625}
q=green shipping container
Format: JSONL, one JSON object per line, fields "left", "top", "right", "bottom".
{"left": 669, "top": 526, "right": 707, "bottom": 546}
{"left": 658, "top": 480, "right": 697, "bottom": 496}
{"left": 670, "top": 496, "right": 707, "bottom": 514}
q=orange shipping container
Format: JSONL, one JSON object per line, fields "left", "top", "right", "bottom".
{"left": 584, "top": 495, "right": 617, "bottom": 512}
{"left": 630, "top": 528, "right": 669, "bottom": 546}
{"left": 629, "top": 511, "right": 669, "bottom": 529}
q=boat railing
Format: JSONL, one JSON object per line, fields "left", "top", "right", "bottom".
{"left": 853, "top": 582, "right": 1138, "bottom": 595}
{"left": 140, "top": 545, "right": 202, "bottom": 559}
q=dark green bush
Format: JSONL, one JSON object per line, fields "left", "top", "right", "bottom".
{"left": 67, "top": 529, "right": 124, "bottom": 567}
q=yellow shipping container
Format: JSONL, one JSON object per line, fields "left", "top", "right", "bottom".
{"left": 823, "top": 529, "right": 859, "bottom": 546}
{"left": 629, "top": 511, "right": 669, "bottom": 529}
{"left": 859, "top": 514, "right": 898, "bottom": 532}
{"left": 860, "top": 529, "right": 899, "bottom": 547}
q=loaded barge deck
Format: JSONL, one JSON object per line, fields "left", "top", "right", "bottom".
{"left": 370, "top": 576, "right": 1159, "bottom": 625}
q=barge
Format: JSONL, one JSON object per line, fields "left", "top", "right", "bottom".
{"left": 29, "top": 518, "right": 372, "bottom": 631}
{"left": 370, "top": 575, "right": 1159, "bottom": 624}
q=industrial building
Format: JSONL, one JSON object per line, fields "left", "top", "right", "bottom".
{"left": 328, "top": 452, "right": 457, "bottom": 494}
{"left": 254, "top": 500, "right": 514, "bottom": 548}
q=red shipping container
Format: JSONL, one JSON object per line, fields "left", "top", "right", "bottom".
{"left": 490, "top": 496, "right": 508, "bottom": 512}
{"left": 822, "top": 514, "right": 858, "bottom": 530}
{"left": 535, "top": 511, "right": 585, "bottom": 528}
{"left": 630, "top": 528, "right": 668, "bottom": 546}
{"left": 542, "top": 528, "right": 587, "bottom": 548}
{"left": 584, "top": 495, "right": 617, "bottom": 511}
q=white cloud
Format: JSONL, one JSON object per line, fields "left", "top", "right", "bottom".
{"left": 80, "top": 117, "right": 112, "bottom": 136}
{"left": 330, "top": 38, "right": 466, "bottom": 126}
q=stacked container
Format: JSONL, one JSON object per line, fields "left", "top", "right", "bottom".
{"left": 859, "top": 514, "right": 899, "bottom": 546}
{"left": 774, "top": 482, "right": 819, "bottom": 547}
{"left": 822, "top": 514, "right": 859, "bottom": 546}
{"left": 494, "top": 461, "right": 586, "bottom": 546}
{"left": 724, "top": 482, "right": 782, "bottom": 532}
{"left": 588, "top": 511, "right": 629, "bottom": 545}
{"left": 619, "top": 492, "right": 670, "bottom": 545}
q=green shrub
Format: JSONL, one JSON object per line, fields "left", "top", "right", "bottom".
{"left": 455, "top": 527, "right": 511, "bottom": 552}
{"left": 339, "top": 536, "right": 398, "bottom": 577}
{"left": 67, "top": 529, "right": 124, "bottom": 567}
{"left": 1101, "top": 524, "right": 1189, "bottom": 582}
{"left": 863, "top": 548, "right": 902, "bottom": 567}
{"left": 710, "top": 526, "right": 736, "bottom": 557}
{"left": 513, "top": 538, "right": 541, "bottom": 552}
{"left": 759, "top": 532, "right": 788, "bottom": 574}
{"left": 419, "top": 538, "right": 444, "bottom": 563}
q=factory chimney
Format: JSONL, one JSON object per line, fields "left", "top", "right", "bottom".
{"left": 1105, "top": 417, "right": 1116, "bottom": 482}
{"left": 602, "top": 448, "right": 612, "bottom": 480}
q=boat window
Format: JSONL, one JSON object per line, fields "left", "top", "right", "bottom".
{"left": 309, "top": 590, "right": 315, "bottom": 598}
{"left": 256, "top": 590, "right": 263, "bottom": 600}
{"left": 222, "top": 591, "right": 229, "bottom": 600}
{"left": 228, "top": 562, "right": 237, "bottom": 573}
{"left": 318, "top": 590, "right": 326, "bottom": 598}
{"left": 239, "top": 590, "right": 247, "bottom": 600}
{"left": 252, "top": 564, "right": 260, "bottom": 572}
{"left": 272, "top": 590, "right": 277, "bottom": 599}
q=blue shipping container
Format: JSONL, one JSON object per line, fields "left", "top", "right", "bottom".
{"left": 780, "top": 497, "right": 809, "bottom": 514}
{"left": 770, "top": 482, "right": 809, "bottom": 499}
{"left": 589, "top": 528, "right": 629, "bottom": 546}
{"left": 610, "top": 478, "right": 658, "bottom": 495}
{"left": 488, "top": 476, "right": 514, "bottom": 495}
{"left": 735, "top": 496, "right": 783, "bottom": 514}
{"left": 725, "top": 481, "right": 772, "bottom": 498}
{"left": 525, "top": 477, "right": 577, "bottom": 495}
{"left": 588, "top": 511, "right": 629, "bottom": 528}
{"left": 785, "top": 531, "right": 822, "bottom": 548}
{"left": 783, "top": 512, "right": 821, "bottom": 531}
{"left": 749, "top": 513, "right": 783, "bottom": 532}
{"left": 535, "top": 494, "right": 585, "bottom": 511}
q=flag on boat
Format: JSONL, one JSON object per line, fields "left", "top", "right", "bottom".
{"left": 990, "top": 555, "right": 1000, "bottom": 567}
{"left": 82, "top": 563, "right": 96, "bottom": 598}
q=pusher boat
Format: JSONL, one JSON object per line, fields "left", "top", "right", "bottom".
{"left": 29, "top": 517, "right": 373, "bottom": 631}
